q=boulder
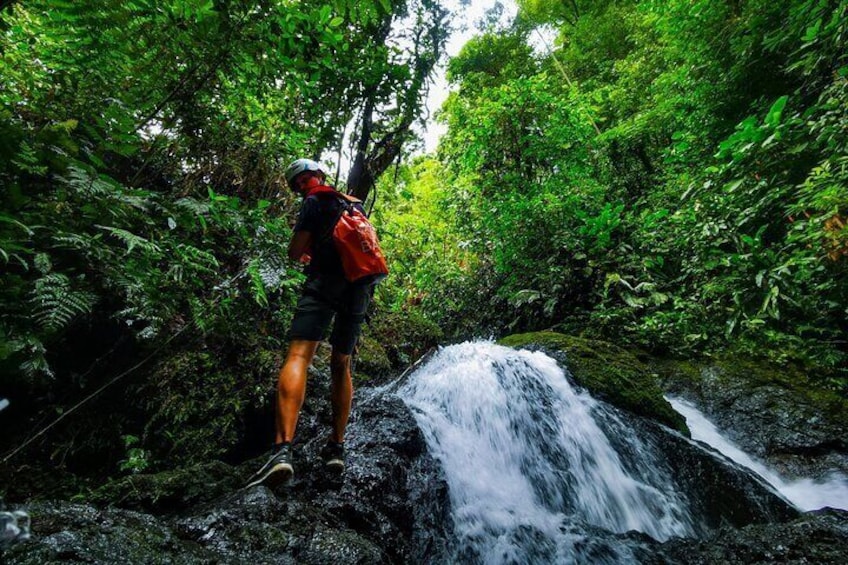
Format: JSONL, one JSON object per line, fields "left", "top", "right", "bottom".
{"left": 3, "top": 369, "right": 453, "bottom": 564}
{"left": 498, "top": 331, "right": 688, "bottom": 434}
{"left": 624, "top": 417, "right": 798, "bottom": 533}
{"left": 649, "top": 508, "right": 848, "bottom": 564}
{"left": 654, "top": 356, "right": 848, "bottom": 479}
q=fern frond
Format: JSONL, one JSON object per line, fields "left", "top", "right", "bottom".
{"left": 116, "top": 301, "right": 165, "bottom": 340}
{"left": 62, "top": 165, "right": 115, "bottom": 197}
{"left": 257, "top": 253, "right": 287, "bottom": 288}
{"left": 30, "top": 273, "right": 97, "bottom": 332}
{"left": 96, "top": 225, "right": 161, "bottom": 254}
{"left": 174, "top": 197, "right": 212, "bottom": 216}
{"left": 52, "top": 231, "right": 111, "bottom": 262}
{"left": 174, "top": 244, "right": 219, "bottom": 273}
{"left": 247, "top": 259, "right": 269, "bottom": 308}
{"left": 173, "top": 197, "right": 211, "bottom": 230}
{"left": 52, "top": 231, "right": 97, "bottom": 251}
{"left": 121, "top": 189, "right": 157, "bottom": 212}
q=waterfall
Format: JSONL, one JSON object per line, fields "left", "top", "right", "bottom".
{"left": 667, "top": 396, "right": 848, "bottom": 512}
{"left": 398, "top": 342, "right": 695, "bottom": 563}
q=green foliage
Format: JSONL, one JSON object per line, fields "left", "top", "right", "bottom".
{"left": 139, "top": 347, "right": 272, "bottom": 465}
{"left": 30, "top": 273, "right": 98, "bottom": 334}
{"left": 382, "top": 0, "right": 848, "bottom": 386}
{"left": 0, "top": 0, "right": 449, "bottom": 481}
{"left": 118, "top": 435, "right": 151, "bottom": 475}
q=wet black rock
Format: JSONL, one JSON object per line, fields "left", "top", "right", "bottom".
{"left": 3, "top": 369, "right": 453, "bottom": 564}
{"left": 594, "top": 402, "right": 799, "bottom": 536}
{"left": 657, "top": 357, "right": 848, "bottom": 480}
{"left": 631, "top": 419, "right": 798, "bottom": 532}
{"left": 648, "top": 508, "right": 848, "bottom": 564}
{"left": 2, "top": 500, "right": 218, "bottom": 564}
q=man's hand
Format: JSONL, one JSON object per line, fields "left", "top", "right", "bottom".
{"left": 288, "top": 230, "right": 313, "bottom": 261}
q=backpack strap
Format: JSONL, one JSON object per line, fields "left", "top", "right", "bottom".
{"left": 308, "top": 188, "right": 365, "bottom": 245}
{"left": 315, "top": 193, "right": 354, "bottom": 245}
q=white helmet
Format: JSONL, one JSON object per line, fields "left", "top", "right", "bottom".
{"left": 284, "top": 158, "right": 328, "bottom": 187}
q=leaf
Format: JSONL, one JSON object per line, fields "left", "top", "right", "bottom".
{"left": 724, "top": 179, "right": 744, "bottom": 193}
{"left": 510, "top": 289, "right": 541, "bottom": 307}
{"left": 0, "top": 213, "right": 34, "bottom": 236}
{"left": 247, "top": 260, "right": 269, "bottom": 308}
{"left": 803, "top": 18, "right": 822, "bottom": 42}
{"left": 30, "top": 274, "right": 97, "bottom": 332}
{"left": 764, "top": 95, "right": 789, "bottom": 127}
{"left": 96, "top": 225, "right": 161, "bottom": 254}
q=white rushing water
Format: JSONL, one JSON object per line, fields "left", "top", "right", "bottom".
{"left": 399, "top": 342, "right": 694, "bottom": 563}
{"left": 667, "top": 396, "right": 848, "bottom": 512}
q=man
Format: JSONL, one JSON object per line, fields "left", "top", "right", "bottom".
{"left": 247, "top": 158, "right": 373, "bottom": 488}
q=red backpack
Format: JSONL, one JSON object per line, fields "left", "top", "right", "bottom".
{"left": 308, "top": 186, "right": 388, "bottom": 284}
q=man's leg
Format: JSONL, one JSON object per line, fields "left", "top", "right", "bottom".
{"left": 275, "top": 339, "right": 319, "bottom": 444}
{"left": 328, "top": 349, "right": 353, "bottom": 443}
{"left": 325, "top": 281, "right": 370, "bottom": 447}
{"left": 246, "top": 339, "right": 318, "bottom": 488}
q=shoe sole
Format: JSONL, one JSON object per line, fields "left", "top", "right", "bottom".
{"left": 324, "top": 458, "right": 344, "bottom": 473}
{"left": 245, "top": 462, "right": 293, "bottom": 488}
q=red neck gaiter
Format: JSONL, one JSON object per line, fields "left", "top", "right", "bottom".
{"left": 302, "top": 177, "right": 336, "bottom": 197}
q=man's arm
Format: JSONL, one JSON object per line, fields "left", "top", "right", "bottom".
{"left": 288, "top": 230, "right": 313, "bottom": 261}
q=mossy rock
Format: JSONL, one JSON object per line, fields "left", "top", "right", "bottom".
{"left": 649, "top": 353, "right": 848, "bottom": 475}
{"left": 651, "top": 354, "right": 848, "bottom": 430}
{"left": 88, "top": 460, "right": 242, "bottom": 514}
{"left": 709, "top": 356, "right": 848, "bottom": 427}
{"left": 355, "top": 335, "right": 393, "bottom": 383}
{"left": 498, "top": 331, "right": 688, "bottom": 434}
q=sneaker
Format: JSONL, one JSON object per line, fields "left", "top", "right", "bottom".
{"left": 246, "top": 443, "right": 293, "bottom": 488}
{"left": 319, "top": 441, "right": 345, "bottom": 472}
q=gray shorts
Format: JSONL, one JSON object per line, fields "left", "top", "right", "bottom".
{"left": 288, "top": 275, "right": 372, "bottom": 355}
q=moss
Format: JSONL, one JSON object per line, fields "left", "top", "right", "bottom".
{"left": 498, "top": 331, "right": 688, "bottom": 434}
{"left": 367, "top": 307, "right": 442, "bottom": 367}
{"left": 355, "top": 335, "right": 393, "bottom": 383}
{"left": 647, "top": 351, "right": 848, "bottom": 429}
{"left": 718, "top": 356, "right": 846, "bottom": 426}
{"left": 88, "top": 460, "right": 242, "bottom": 514}
{"left": 646, "top": 357, "right": 703, "bottom": 389}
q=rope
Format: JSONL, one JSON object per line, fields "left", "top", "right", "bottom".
{"left": 1, "top": 328, "right": 189, "bottom": 465}
{"left": 0, "top": 259, "right": 257, "bottom": 465}
{"left": 534, "top": 29, "right": 601, "bottom": 136}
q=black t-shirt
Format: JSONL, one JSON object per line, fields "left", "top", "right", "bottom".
{"left": 293, "top": 193, "right": 365, "bottom": 277}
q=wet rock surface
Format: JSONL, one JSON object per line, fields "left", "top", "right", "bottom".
{"left": 2, "top": 369, "right": 452, "bottom": 564}
{"left": 3, "top": 346, "right": 845, "bottom": 564}
{"left": 619, "top": 417, "right": 798, "bottom": 533}
{"left": 648, "top": 508, "right": 848, "bottom": 564}
{"left": 657, "top": 357, "right": 848, "bottom": 480}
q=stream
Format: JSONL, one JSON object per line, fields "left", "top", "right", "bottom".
{"left": 399, "top": 342, "right": 695, "bottom": 563}
{"left": 667, "top": 396, "right": 848, "bottom": 512}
